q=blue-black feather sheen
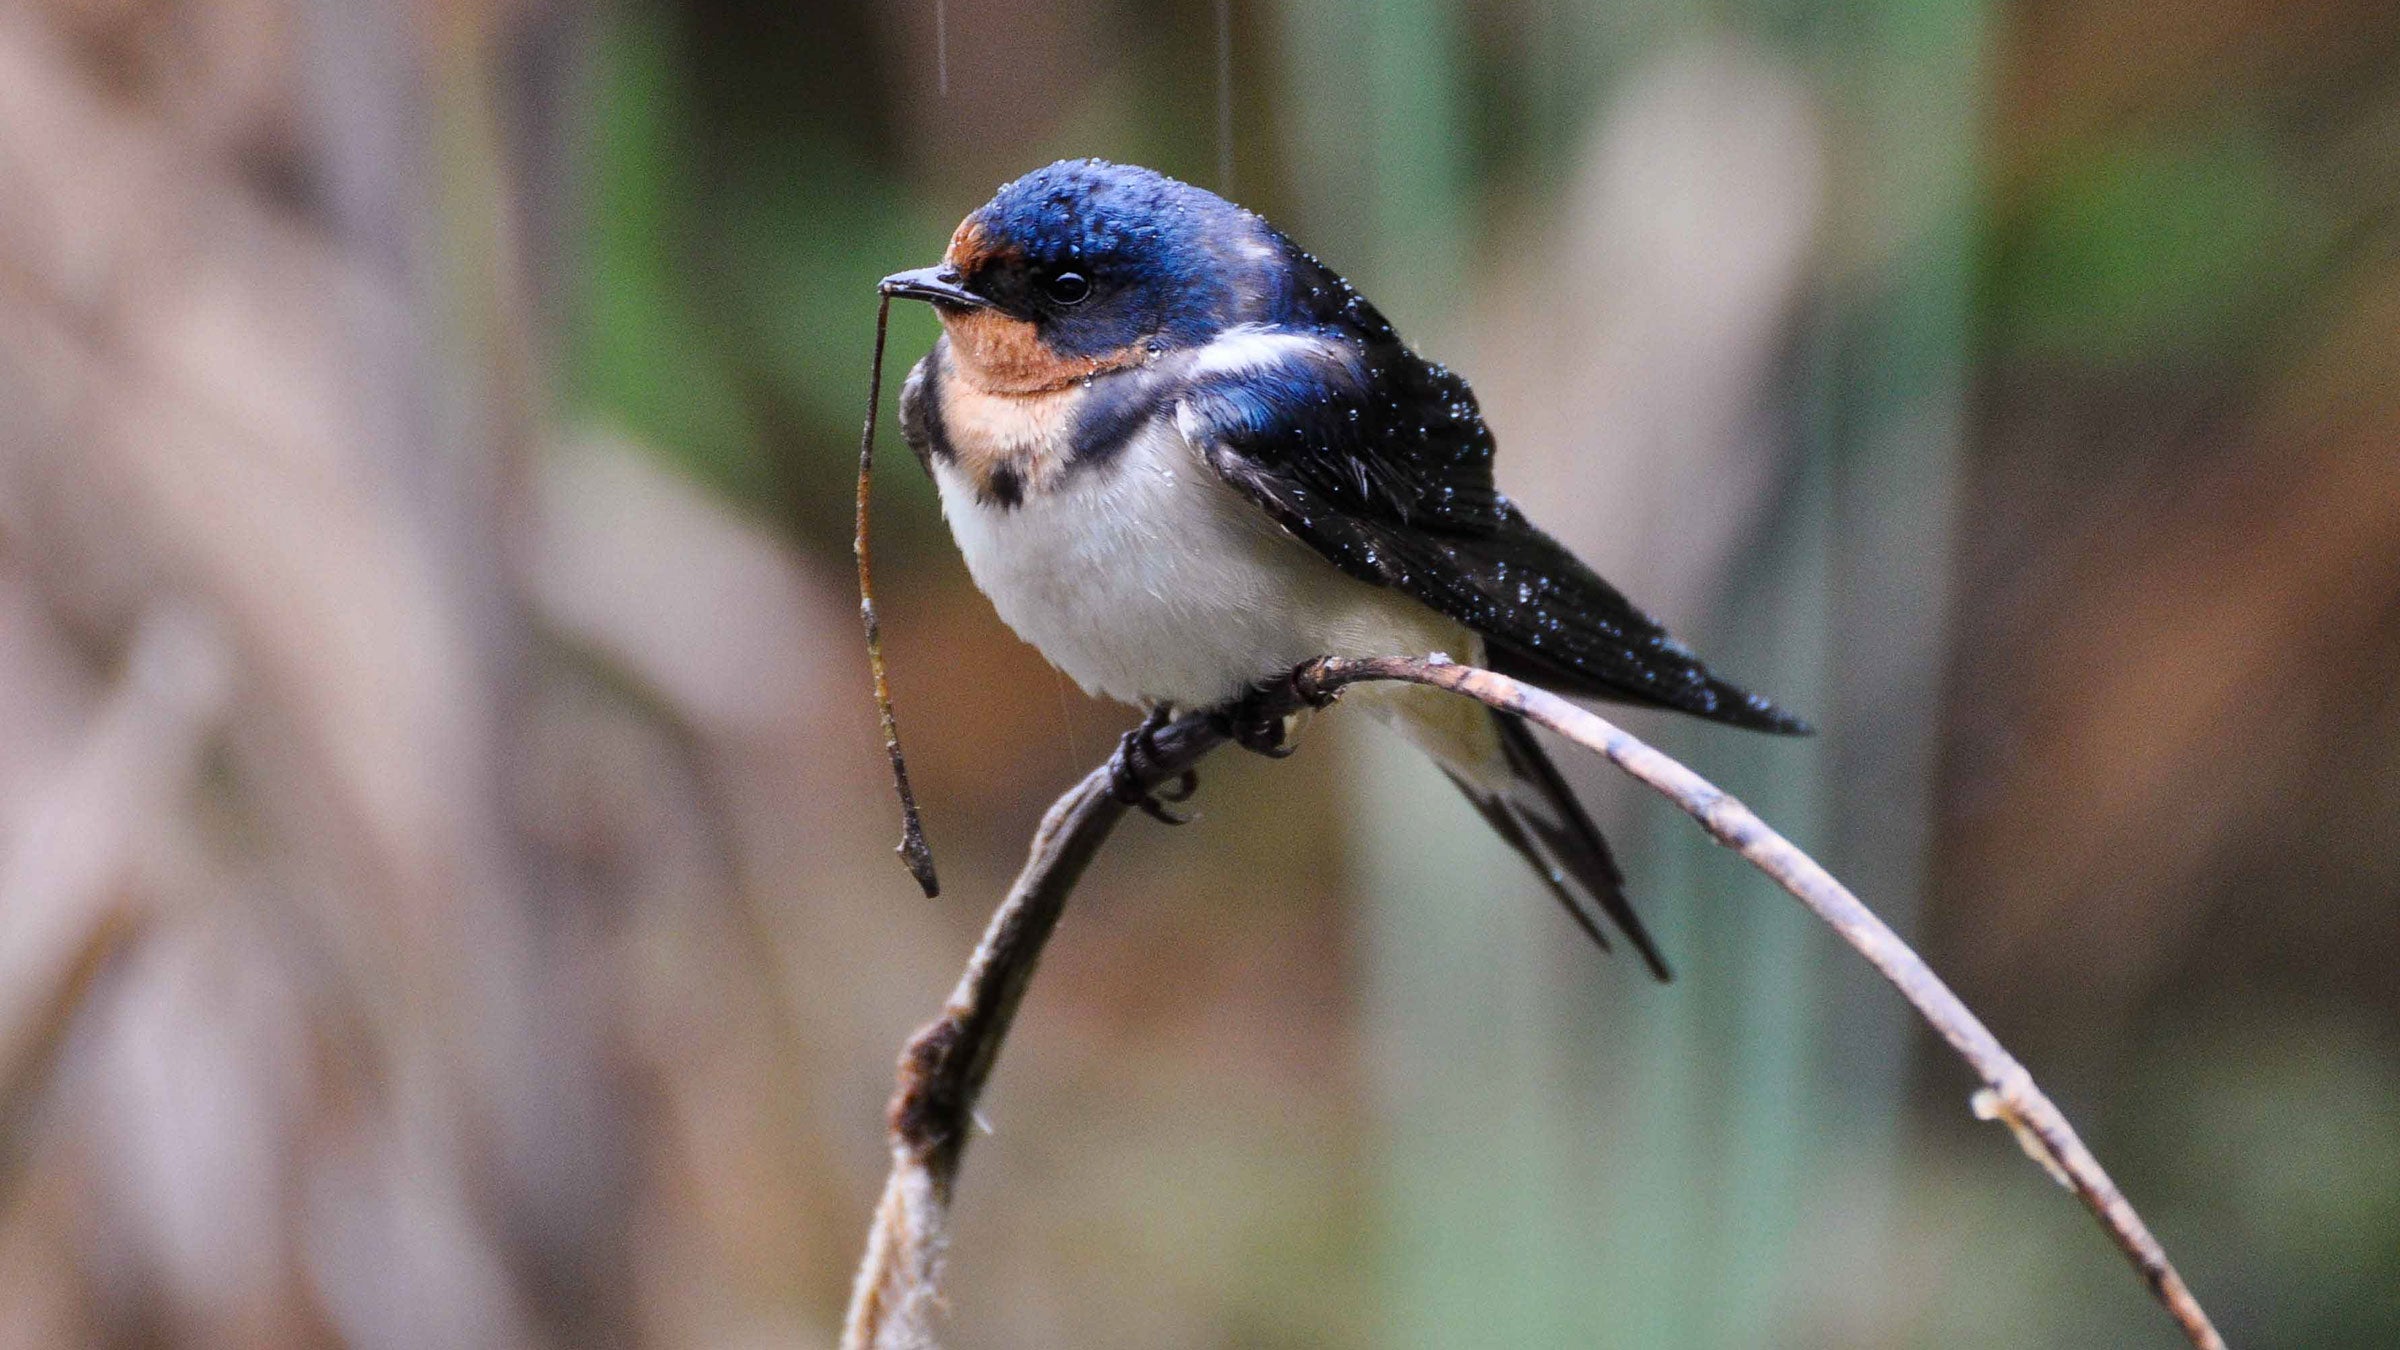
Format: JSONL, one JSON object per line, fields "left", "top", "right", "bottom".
{"left": 1181, "top": 231, "right": 1808, "bottom": 734}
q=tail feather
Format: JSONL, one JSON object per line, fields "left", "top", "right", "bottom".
{"left": 1448, "top": 780, "right": 1618, "bottom": 956}
{"left": 1450, "top": 712, "right": 1673, "bottom": 982}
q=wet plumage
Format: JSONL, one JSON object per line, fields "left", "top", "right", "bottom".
{"left": 885, "top": 158, "right": 1808, "bottom": 980}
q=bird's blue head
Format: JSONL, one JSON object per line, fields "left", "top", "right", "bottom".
{"left": 882, "top": 160, "right": 1271, "bottom": 393}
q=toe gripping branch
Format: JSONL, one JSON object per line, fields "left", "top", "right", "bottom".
{"left": 1107, "top": 666, "right": 1344, "bottom": 826}
{"left": 1214, "top": 665, "right": 1336, "bottom": 758}
{"left": 1109, "top": 705, "right": 1201, "bottom": 824}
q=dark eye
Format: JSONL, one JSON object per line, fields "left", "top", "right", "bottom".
{"left": 1045, "top": 271, "right": 1091, "bottom": 305}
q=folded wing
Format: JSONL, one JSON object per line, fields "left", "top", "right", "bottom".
{"left": 1175, "top": 323, "right": 1808, "bottom": 734}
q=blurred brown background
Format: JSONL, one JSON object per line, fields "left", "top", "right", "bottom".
{"left": 0, "top": 0, "right": 2393, "bottom": 1346}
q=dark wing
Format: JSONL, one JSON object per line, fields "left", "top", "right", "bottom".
{"left": 1176, "top": 298, "right": 1807, "bottom": 734}
{"left": 896, "top": 347, "right": 945, "bottom": 473}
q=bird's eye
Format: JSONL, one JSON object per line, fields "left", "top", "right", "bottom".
{"left": 1046, "top": 271, "right": 1091, "bottom": 305}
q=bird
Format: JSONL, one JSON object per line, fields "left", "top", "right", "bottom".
{"left": 880, "top": 158, "right": 1806, "bottom": 980}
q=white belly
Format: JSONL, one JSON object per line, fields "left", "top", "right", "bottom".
{"left": 932, "top": 417, "right": 1470, "bottom": 710}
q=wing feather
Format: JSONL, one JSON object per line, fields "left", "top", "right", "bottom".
{"left": 1176, "top": 313, "right": 1807, "bottom": 734}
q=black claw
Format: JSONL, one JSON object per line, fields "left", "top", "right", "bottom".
{"left": 1110, "top": 706, "right": 1196, "bottom": 824}
{"left": 1218, "top": 672, "right": 1309, "bottom": 758}
{"left": 1137, "top": 796, "right": 1194, "bottom": 825}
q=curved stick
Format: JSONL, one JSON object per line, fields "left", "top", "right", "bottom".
{"left": 840, "top": 658, "right": 2226, "bottom": 1350}
{"left": 841, "top": 710, "right": 1231, "bottom": 1350}
{"left": 1300, "top": 657, "right": 2226, "bottom": 1350}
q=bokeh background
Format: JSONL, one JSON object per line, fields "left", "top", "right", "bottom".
{"left": 1, "top": 0, "right": 2395, "bottom": 1346}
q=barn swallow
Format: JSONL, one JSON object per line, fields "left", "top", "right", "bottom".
{"left": 883, "top": 158, "right": 1806, "bottom": 980}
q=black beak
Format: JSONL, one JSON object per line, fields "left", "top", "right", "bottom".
{"left": 879, "top": 265, "right": 992, "bottom": 311}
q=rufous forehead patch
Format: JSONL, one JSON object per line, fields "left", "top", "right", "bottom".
{"left": 944, "top": 216, "right": 1017, "bottom": 274}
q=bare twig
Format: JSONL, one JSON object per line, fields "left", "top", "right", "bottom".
{"left": 854, "top": 295, "right": 938, "bottom": 897}
{"left": 840, "top": 657, "right": 2226, "bottom": 1350}
{"left": 1303, "top": 657, "right": 2226, "bottom": 1349}
{"left": 841, "top": 710, "right": 1230, "bottom": 1350}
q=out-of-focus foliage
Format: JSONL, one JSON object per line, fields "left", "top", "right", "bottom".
{"left": 1993, "top": 128, "right": 2325, "bottom": 363}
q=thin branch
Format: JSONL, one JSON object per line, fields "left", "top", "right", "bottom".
{"left": 1302, "top": 657, "right": 2226, "bottom": 1349}
{"left": 840, "top": 657, "right": 2226, "bottom": 1350}
{"left": 841, "top": 710, "right": 1229, "bottom": 1350}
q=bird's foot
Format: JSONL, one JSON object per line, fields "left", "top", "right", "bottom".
{"left": 1110, "top": 704, "right": 1197, "bottom": 824}
{"left": 1215, "top": 665, "right": 1336, "bottom": 758}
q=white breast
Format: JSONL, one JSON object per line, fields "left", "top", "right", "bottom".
{"left": 932, "top": 412, "right": 1468, "bottom": 711}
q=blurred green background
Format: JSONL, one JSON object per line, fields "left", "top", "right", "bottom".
{"left": 0, "top": 0, "right": 2394, "bottom": 1347}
